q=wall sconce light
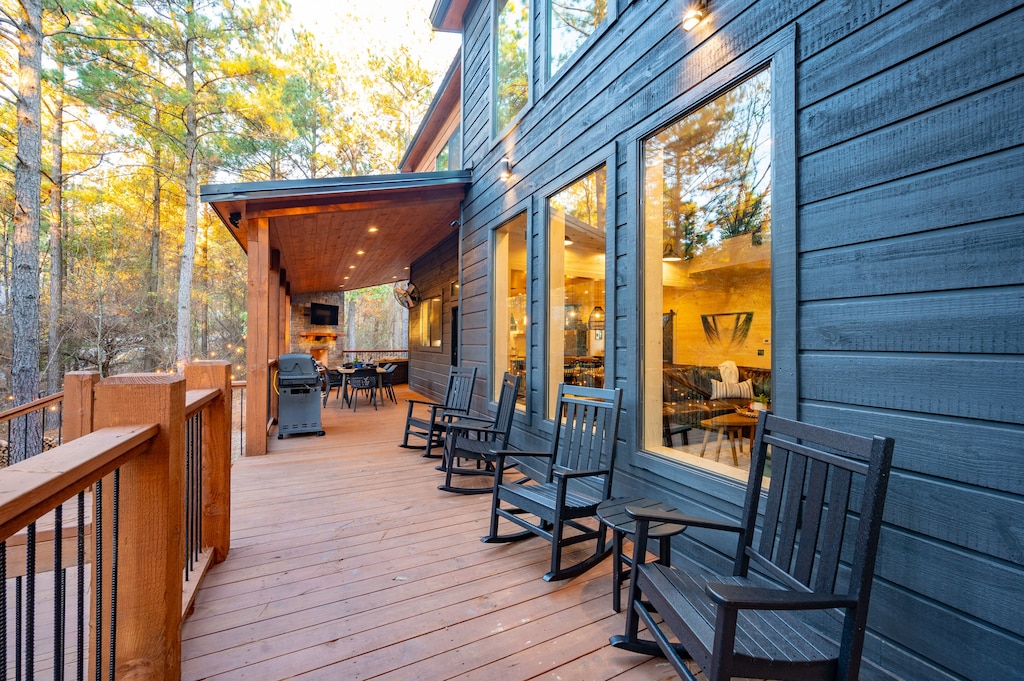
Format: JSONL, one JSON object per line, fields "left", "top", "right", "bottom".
{"left": 662, "top": 242, "right": 683, "bottom": 262}
{"left": 588, "top": 305, "right": 605, "bottom": 330}
{"left": 682, "top": 0, "right": 708, "bottom": 31}
{"left": 499, "top": 157, "right": 512, "bottom": 181}
{"left": 229, "top": 212, "right": 242, "bottom": 228}
{"left": 564, "top": 237, "right": 574, "bottom": 246}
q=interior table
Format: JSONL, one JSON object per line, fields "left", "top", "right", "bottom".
{"left": 595, "top": 497, "right": 688, "bottom": 612}
{"left": 699, "top": 412, "right": 759, "bottom": 465}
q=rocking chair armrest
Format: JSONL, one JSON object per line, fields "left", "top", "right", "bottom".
{"left": 626, "top": 507, "right": 744, "bottom": 534}
{"left": 405, "top": 398, "right": 443, "bottom": 408}
{"left": 446, "top": 423, "right": 501, "bottom": 439}
{"left": 706, "top": 583, "right": 858, "bottom": 611}
{"left": 552, "top": 465, "right": 608, "bottom": 480}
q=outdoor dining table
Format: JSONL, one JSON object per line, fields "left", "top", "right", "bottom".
{"left": 334, "top": 366, "right": 388, "bottom": 408}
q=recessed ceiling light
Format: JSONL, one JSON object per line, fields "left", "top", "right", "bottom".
{"left": 368, "top": 226, "right": 378, "bottom": 233}
{"left": 349, "top": 265, "right": 356, "bottom": 269}
{"left": 356, "top": 250, "right": 365, "bottom": 255}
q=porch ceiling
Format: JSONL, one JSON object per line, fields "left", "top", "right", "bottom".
{"left": 201, "top": 170, "right": 471, "bottom": 295}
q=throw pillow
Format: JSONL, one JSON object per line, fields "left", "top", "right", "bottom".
{"left": 711, "top": 378, "right": 753, "bottom": 400}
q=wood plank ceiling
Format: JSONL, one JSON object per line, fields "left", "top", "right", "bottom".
{"left": 202, "top": 171, "right": 470, "bottom": 295}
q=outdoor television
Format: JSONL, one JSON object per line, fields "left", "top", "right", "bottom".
{"left": 309, "top": 302, "right": 339, "bottom": 326}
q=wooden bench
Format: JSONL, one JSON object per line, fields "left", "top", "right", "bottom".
{"left": 611, "top": 411, "right": 895, "bottom": 681}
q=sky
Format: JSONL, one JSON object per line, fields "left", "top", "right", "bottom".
{"left": 283, "top": 0, "right": 462, "bottom": 84}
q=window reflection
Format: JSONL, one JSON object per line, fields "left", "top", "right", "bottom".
{"left": 495, "top": 0, "right": 530, "bottom": 133}
{"left": 494, "top": 213, "right": 528, "bottom": 406}
{"left": 642, "top": 69, "right": 772, "bottom": 472}
{"left": 548, "top": 0, "right": 607, "bottom": 75}
{"left": 547, "top": 166, "right": 607, "bottom": 418}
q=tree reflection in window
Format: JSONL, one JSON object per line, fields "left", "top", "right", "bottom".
{"left": 648, "top": 69, "right": 772, "bottom": 260}
{"left": 549, "top": 0, "right": 607, "bottom": 76}
{"left": 495, "top": 0, "right": 530, "bottom": 133}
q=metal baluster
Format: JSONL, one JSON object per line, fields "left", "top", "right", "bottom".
{"left": 108, "top": 471, "right": 119, "bottom": 681}
{"left": 76, "top": 492, "right": 85, "bottom": 681}
{"left": 185, "top": 416, "right": 193, "bottom": 577}
{"left": 16, "top": 575, "right": 22, "bottom": 681}
{"left": 197, "top": 411, "right": 203, "bottom": 563}
{"left": 55, "top": 504, "right": 65, "bottom": 681}
{"left": 26, "top": 523, "right": 35, "bottom": 681}
{"left": 93, "top": 479, "right": 102, "bottom": 681}
{"left": 1, "top": 539, "right": 7, "bottom": 678}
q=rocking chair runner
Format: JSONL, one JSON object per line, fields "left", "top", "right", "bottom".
{"left": 400, "top": 366, "right": 477, "bottom": 458}
{"left": 438, "top": 372, "right": 521, "bottom": 495}
{"left": 483, "top": 383, "right": 623, "bottom": 581}
{"left": 611, "top": 411, "right": 895, "bottom": 681}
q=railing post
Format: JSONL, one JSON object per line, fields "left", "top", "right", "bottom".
{"left": 93, "top": 374, "right": 185, "bottom": 681}
{"left": 185, "top": 361, "right": 232, "bottom": 563}
{"left": 63, "top": 371, "right": 100, "bottom": 441}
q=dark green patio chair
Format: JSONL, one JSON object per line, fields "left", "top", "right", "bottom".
{"left": 400, "top": 365, "right": 477, "bottom": 458}
{"left": 437, "top": 372, "right": 521, "bottom": 495}
{"left": 483, "top": 383, "right": 623, "bottom": 581}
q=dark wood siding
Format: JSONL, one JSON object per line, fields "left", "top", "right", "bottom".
{"left": 408, "top": 232, "right": 461, "bottom": 402}
{"left": 449, "top": 0, "right": 1024, "bottom": 679}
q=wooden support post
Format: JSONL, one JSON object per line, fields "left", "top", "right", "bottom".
{"left": 246, "top": 216, "right": 270, "bottom": 456}
{"left": 63, "top": 371, "right": 100, "bottom": 441}
{"left": 269, "top": 249, "right": 281, "bottom": 425}
{"left": 184, "top": 361, "right": 232, "bottom": 563}
{"left": 93, "top": 374, "right": 185, "bottom": 681}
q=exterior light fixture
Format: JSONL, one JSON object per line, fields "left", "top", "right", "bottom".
{"left": 228, "top": 211, "right": 242, "bottom": 228}
{"left": 663, "top": 242, "right": 683, "bottom": 262}
{"left": 499, "top": 157, "right": 512, "bottom": 180}
{"left": 682, "top": 0, "right": 707, "bottom": 31}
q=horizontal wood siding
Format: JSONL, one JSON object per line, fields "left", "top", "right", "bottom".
{"left": 408, "top": 233, "right": 461, "bottom": 402}
{"left": 449, "top": 0, "right": 1024, "bottom": 679}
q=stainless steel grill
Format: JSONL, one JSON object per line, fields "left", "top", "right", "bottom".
{"left": 277, "top": 354, "right": 326, "bottom": 438}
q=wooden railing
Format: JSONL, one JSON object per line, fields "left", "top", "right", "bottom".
{"left": 0, "top": 361, "right": 232, "bottom": 680}
{"left": 339, "top": 349, "right": 408, "bottom": 364}
{"left": 0, "top": 391, "right": 65, "bottom": 465}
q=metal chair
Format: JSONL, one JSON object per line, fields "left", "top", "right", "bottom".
{"left": 438, "top": 372, "right": 521, "bottom": 495}
{"left": 348, "top": 369, "right": 378, "bottom": 411}
{"left": 380, "top": 364, "right": 398, "bottom": 404}
{"left": 400, "top": 366, "right": 477, "bottom": 458}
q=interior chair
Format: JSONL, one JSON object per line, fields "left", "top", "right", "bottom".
{"left": 438, "top": 372, "right": 521, "bottom": 495}
{"left": 380, "top": 364, "right": 398, "bottom": 404}
{"left": 483, "top": 383, "right": 623, "bottom": 581}
{"left": 347, "top": 369, "right": 378, "bottom": 411}
{"left": 400, "top": 366, "right": 477, "bottom": 458}
{"left": 611, "top": 411, "right": 895, "bottom": 681}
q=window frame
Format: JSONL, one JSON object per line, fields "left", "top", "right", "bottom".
{"left": 632, "top": 27, "right": 798, "bottom": 482}
{"left": 539, "top": 142, "right": 618, "bottom": 424}
{"left": 492, "top": 0, "right": 533, "bottom": 140}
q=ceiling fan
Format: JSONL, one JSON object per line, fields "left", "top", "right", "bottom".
{"left": 393, "top": 281, "right": 421, "bottom": 309}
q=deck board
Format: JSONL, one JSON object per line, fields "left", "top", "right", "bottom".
{"left": 182, "top": 385, "right": 679, "bottom": 680}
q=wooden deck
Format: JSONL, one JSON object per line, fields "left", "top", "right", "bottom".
{"left": 181, "top": 384, "right": 678, "bottom": 680}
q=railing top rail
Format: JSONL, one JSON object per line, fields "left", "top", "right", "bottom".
{"left": 0, "top": 423, "right": 159, "bottom": 542}
{"left": 0, "top": 392, "right": 65, "bottom": 423}
{"left": 185, "top": 388, "right": 221, "bottom": 419}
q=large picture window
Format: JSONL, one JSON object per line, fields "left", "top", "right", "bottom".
{"left": 548, "top": 0, "right": 607, "bottom": 76}
{"left": 494, "top": 213, "right": 528, "bottom": 407}
{"left": 547, "top": 165, "right": 607, "bottom": 418}
{"left": 495, "top": 0, "right": 530, "bottom": 134}
{"left": 642, "top": 68, "right": 773, "bottom": 471}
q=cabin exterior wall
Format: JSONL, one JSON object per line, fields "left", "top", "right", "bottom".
{"left": 408, "top": 232, "right": 463, "bottom": 402}
{"left": 441, "top": 0, "right": 1024, "bottom": 678}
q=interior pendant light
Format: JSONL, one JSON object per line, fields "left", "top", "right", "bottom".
{"left": 588, "top": 305, "right": 605, "bottom": 330}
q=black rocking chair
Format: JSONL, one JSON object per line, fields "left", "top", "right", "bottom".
{"left": 400, "top": 366, "right": 477, "bottom": 458}
{"left": 611, "top": 411, "right": 895, "bottom": 681}
{"left": 483, "top": 383, "right": 623, "bottom": 581}
{"left": 438, "top": 372, "right": 521, "bottom": 495}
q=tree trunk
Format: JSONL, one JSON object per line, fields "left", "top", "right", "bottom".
{"left": 47, "top": 74, "right": 64, "bottom": 394}
{"left": 11, "top": 0, "right": 43, "bottom": 460}
{"left": 175, "top": 1, "right": 199, "bottom": 369}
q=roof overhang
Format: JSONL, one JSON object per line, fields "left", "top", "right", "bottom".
{"left": 430, "top": 0, "right": 471, "bottom": 32}
{"left": 201, "top": 170, "right": 471, "bottom": 295}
